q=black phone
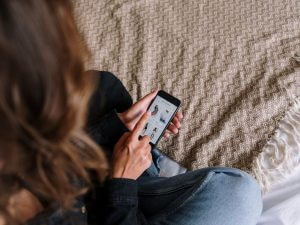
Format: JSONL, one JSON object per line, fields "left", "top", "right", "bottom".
{"left": 140, "top": 90, "right": 181, "bottom": 147}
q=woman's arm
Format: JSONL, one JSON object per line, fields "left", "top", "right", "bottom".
{"left": 103, "top": 112, "right": 152, "bottom": 225}
{"left": 86, "top": 112, "right": 152, "bottom": 225}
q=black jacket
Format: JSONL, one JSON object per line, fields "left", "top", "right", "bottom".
{"left": 84, "top": 70, "right": 150, "bottom": 225}
{"left": 85, "top": 109, "right": 150, "bottom": 225}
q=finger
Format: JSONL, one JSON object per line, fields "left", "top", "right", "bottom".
{"left": 132, "top": 111, "right": 151, "bottom": 139}
{"left": 121, "top": 90, "right": 158, "bottom": 128}
{"left": 167, "top": 123, "right": 179, "bottom": 134}
{"left": 137, "top": 89, "right": 158, "bottom": 108}
{"left": 163, "top": 129, "right": 170, "bottom": 136}
{"left": 163, "top": 132, "right": 170, "bottom": 139}
{"left": 171, "top": 116, "right": 181, "bottom": 128}
{"left": 140, "top": 135, "right": 151, "bottom": 144}
{"left": 115, "top": 132, "right": 131, "bottom": 149}
{"left": 176, "top": 111, "right": 183, "bottom": 120}
{"left": 129, "top": 90, "right": 158, "bottom": 115}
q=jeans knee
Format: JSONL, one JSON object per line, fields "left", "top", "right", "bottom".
{"left": 219, "top": 169, "right": 263, "bottom": 223}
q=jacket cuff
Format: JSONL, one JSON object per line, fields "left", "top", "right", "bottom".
{"left": 107, "top": 178, "right": 138, "bottom": 206}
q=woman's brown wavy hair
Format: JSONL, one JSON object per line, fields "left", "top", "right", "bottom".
{"left": 0, "top": 0, "right": 108, "bottom": 223}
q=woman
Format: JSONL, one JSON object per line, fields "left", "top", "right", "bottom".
{"left": 0, "top": 0, "right": 262, "bottom": 225}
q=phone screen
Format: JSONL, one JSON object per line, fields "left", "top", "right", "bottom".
{"left": 141, "top": 95, "right": 178, "bottom": 145}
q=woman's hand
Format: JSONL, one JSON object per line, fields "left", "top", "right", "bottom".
{"left": 112, "top": 111, "right": 152, "bottom": 180}
{"left": 118, "top": 90, "right": 183, "bottom": 140}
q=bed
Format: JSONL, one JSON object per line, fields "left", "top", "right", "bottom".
{"left": 72, "top": 0, "right": 300, "bottom": 223}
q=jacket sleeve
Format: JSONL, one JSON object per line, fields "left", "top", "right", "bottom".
{"left": 87, "top": 109, "right": 129, "bottom": 149}
{"left": 102, "top": 178, "right": 150, "bottom": 225}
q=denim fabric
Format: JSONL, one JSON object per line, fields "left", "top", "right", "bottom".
{"left": 141, "top": 148, "right": 163, "bottom": 177}
{"left": 138, "top": 147, "right": 263, "bottom": 225}
{"left": 36, "top": 165, "right": 262, "bottom": 225}
{"left": 138, "top": 166, "right": 262, "bottom": 225}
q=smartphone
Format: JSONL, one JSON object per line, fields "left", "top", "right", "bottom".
{"left": 140, "top": 90, "right": 181, "bottom": 147}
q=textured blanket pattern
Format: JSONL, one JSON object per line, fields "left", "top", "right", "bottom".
{"left": 72, "top": 0, "right": 300, "bottom": 177}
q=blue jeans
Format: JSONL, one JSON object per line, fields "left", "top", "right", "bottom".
{"left": 136, "top": 149, "right": 263, "bottom": 225}
{"left": 40, "top": 152, "right": 262, "bottom": 225}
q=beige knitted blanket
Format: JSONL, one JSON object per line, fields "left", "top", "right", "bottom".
{"left": 72, "top": 0, "right": 300, "bottom": 185}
